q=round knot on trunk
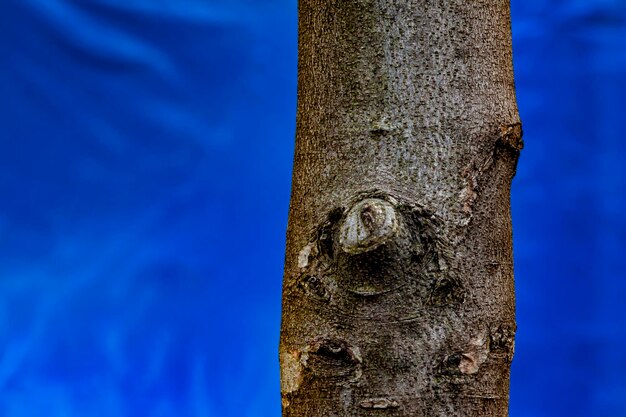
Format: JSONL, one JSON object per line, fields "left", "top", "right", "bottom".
{"left": 338, "top": 198, "right": 398, "bottom": 254}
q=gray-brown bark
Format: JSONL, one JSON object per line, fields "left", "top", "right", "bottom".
{"left": 279, "top": 1, "right": 522, "bottom": 416}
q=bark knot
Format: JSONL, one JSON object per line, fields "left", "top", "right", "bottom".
{"left": 338, "top": 198, "right": 398, "bottom": 254}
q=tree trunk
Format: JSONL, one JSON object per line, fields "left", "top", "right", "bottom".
{"left": 279, "top": 1, "right": 522, "bottom": 416}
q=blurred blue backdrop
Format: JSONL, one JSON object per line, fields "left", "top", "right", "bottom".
{"left": 0, "top": 1, "right": 624, "bottom": 416}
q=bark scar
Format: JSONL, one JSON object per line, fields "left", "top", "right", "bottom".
{"left": 459, "top": 330, "right": 490, "bottom": 375}
{"left": 280, "top": 350, "right": 305, "bottom": 395}
{"left": 298, "top": 243, "right": 315, "bottom": 269}
{"left": 360, "top": 398, "right": 400, "bottom": 409}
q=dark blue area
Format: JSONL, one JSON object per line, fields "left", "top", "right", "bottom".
{"left": 511, "top": 2, "right": 626, "bottom": 417}
{"left": 1, "top": 0, "right": 624, "bottom": 416}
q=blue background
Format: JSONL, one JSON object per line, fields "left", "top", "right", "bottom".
{"left": 1, "top": 1, "right": 624, "bottom": 416}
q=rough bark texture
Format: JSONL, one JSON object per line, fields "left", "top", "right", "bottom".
{"left": 280, "top": 1, "right": 522, "bottom": 416}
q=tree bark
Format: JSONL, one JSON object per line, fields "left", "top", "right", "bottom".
{"left": 280, "top": 1, "right": 522, "bottom": 416}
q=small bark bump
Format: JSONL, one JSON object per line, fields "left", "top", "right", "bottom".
{"left": 490, "top": 324, "right": 516, "bottom": 362}
{"left": 299, "top": 274, "right": 331, "bottom": 301}
{"left": 303, "top": 337, "right": 363, "bottom": 384}
{"left": 308, "top": 337, "right": 362, "bottom": 365}
{"left": 359, "top": 398, "right": 400, "bottom": 409}
{"left": 498, "top": 123, "right": 524, "bottom": 152}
